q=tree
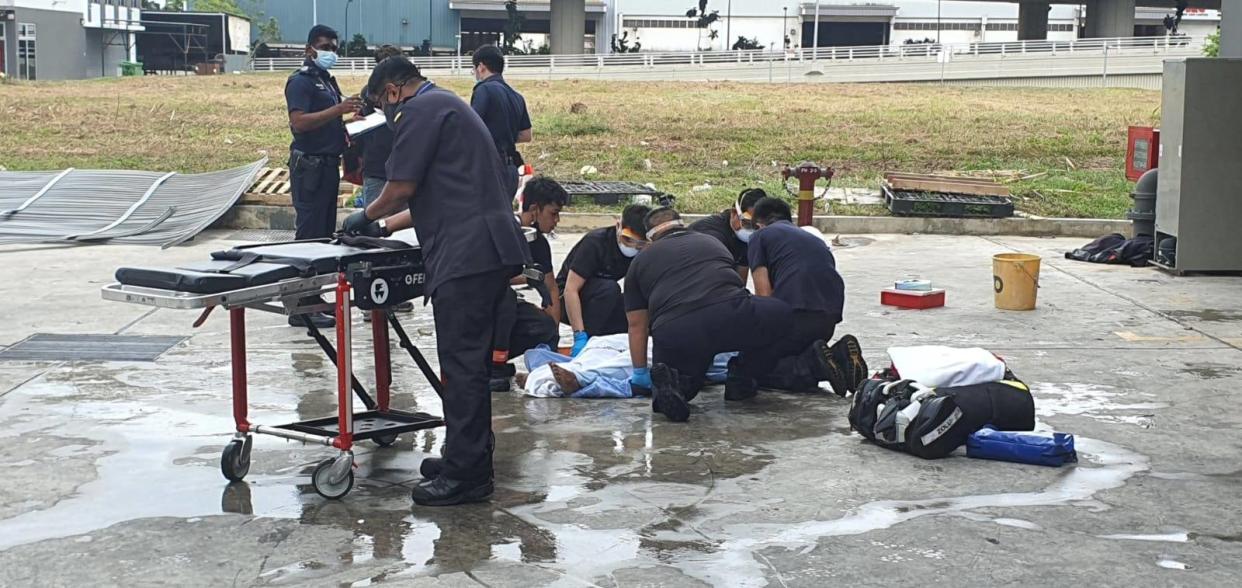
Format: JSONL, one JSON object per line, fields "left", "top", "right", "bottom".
{"left": 611, "top": 31, "right": 642, "bottom": 53}
{"left": 189, "top": 0, "right": 245, "bottom": 16}
{"left": 731, "top": 36, "right": 763, "bottom": 51}
{"left": 1204, "top": 28, "right": 1220, "bottom": 57}
{"left": 159, "top": 0, "right": 186, "bottom": 10}
{"left": 347, "top": 34, "right": 371, "bottom": 58}
{"left": 257, "top": 16, "right": 281, "bottom": 44}
{"left": 685, "top": 1, "right": 720, "bottom": 51}
{"left": 501, "top": 0, "right": 526, "bottom": 55}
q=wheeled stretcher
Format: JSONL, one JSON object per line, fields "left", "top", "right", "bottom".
{"left": 102, "top": 238, "right": 445, "bottom": 499}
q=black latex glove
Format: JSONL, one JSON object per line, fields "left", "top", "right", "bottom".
{"left": 341, "top": 209, "right": 376, "bottom": 235}
{"left": 527, "top": 277, "right": 553, "bottom": 309}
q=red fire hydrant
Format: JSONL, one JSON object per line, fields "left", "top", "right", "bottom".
{"left": 782, "top": 162, "right": 835, "bottom": 227}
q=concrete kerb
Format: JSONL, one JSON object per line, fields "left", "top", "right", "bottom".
{"left": 212, "top": 205, "right": 1131, "bottom": 239}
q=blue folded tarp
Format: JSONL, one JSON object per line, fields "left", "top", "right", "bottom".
{"left": 966, "top": 427, "right": 1078, "bottom": 467}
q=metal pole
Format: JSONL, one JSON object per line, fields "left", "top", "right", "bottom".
{"left": 344, "top": 0, "right": 351, "bottom": 56}
{"left": 314, "top": 0, "right": 319, "bottom": 25}
{"left": 937, "top": 0, "right": 942, "bottom": 44}
{"left": 727, "top": 0, "right": 732, "bottom": 50}
{"left": 813, "top": 2, "right": 820, "bottom": 61}
{"left": 783, "top": 7, "right": 787, "bottom": 51}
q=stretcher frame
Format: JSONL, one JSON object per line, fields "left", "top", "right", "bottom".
{"left": 102, "top": 267, "right": 445, "bottom": 499}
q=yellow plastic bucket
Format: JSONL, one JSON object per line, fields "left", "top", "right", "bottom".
{"left": 993, "top": 253, "right": 1041, "bottom": 311}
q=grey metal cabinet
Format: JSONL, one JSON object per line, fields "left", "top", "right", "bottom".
{"left": 1155, "top": 58, "right": 1242, "bottom": 273}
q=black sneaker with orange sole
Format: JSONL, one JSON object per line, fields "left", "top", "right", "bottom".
{"left": 830, "top": 335, "right": 869, "bottom": 393}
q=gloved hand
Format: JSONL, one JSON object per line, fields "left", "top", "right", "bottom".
{"left": 528, "top": 278, "right": 553, "bottom": 309}
{"left": 340, "top": 207, "right": 372, "bottom": 232}
{"left": 570, "top": 331, "right": 589, "bottom": 357}
{"left": 630, "top": 367, "right": 652, "bottom": 390}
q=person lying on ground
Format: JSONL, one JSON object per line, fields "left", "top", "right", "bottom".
{"left": 516, "top": 333, "right": 734, "bottom": 398}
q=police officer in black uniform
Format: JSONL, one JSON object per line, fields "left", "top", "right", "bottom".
{"left": 470, "top": 44, "right": 532, "bottom": 199}
{"left": 285, "top": 24, "right": 360, "bottom": 328}
{"left": 342, "top": 57, "right": 529, "bottom": 506}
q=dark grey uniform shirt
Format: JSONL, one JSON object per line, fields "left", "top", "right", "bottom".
{"left": 385, "top": 86, "right": 530, "bottom": 296}
{"left": 624, "top": 230, "right": 748, "bottom": 332}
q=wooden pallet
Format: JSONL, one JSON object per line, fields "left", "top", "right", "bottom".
{"left": 242, "top": 167, "right": 358, "bottom": 207}
{"left": 249, "top": 167, "right": 291, "bottom": 195}
{"left": 883, "top": 172, "right": 1010, "bottom": 197}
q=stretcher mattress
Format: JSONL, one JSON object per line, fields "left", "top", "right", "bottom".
{"left": 115, "top": 240, "right": 423, "bottom": 295}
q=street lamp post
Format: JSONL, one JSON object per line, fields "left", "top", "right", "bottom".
{"left": 782, "top": 6, "right": 788, "bottom": 51}
{"left": 726, "top": 0, "right": 732, "bottom": 50}
{"left": 344, "top": 0, "right": 353, "bottom": 56}
{"left": 937, "top": 0, "right": 942, "bottom": 45}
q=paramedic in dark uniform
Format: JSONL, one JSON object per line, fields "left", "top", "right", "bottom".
{"left": 624, "top": 207, "right": 835, "bottom": 423}
{"left": 470, "top": 44, "right": 531, "bottom": 199}
{"left": 487, "top": 176, "right": 568, "bottom": 391}
{"left": 342, "top": 57, "right": 529, "bottom": 506}
{"left": 689, "top": 188, "right": 767, "bottom": 282}
{"left": 748, "top": 197, "right": 864, "bottom": 395}
{"left": 556, "top": 204, "right": 650, "bottom": 356}
{"left": 285, "top": 24, "right": 360, "bottom": 328}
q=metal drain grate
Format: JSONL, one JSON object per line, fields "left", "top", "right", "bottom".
{"left": 0, "top": 334, "right": 186, "bottom": 362}
{"left": 227, "top": 229, "right": 297, "bottom": 243}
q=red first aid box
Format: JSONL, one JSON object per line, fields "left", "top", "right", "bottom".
{"left": 881, "top": 288, "right": 946, "bottom": 309}
{"left": 1125, "top": 126, "right": 1159, "bottom": 181}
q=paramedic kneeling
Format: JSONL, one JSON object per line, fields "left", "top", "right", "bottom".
{"left": 625, "top": 207, "right": 828, "bottom": 423}
{"left": 342, "top": 57, "right": 529, "bottom": 507}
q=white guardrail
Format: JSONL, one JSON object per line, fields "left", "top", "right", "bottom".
{"left": 249, "top": 35, "right": 1204, "bottom": 83}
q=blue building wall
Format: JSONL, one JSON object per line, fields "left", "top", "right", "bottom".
{"left": 245, "top": 0, "right": 460, "bottom": 50}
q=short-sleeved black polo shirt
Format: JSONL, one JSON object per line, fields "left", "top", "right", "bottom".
{"left": 624, "top": 230, "right": 748, "bottom": 332}
{"left": 285, "top": 63, "right": 346, "bottom": 156}
{"left": 748, "top": 220, "right": 845, "bottom": 320}
{"left": 471, "top": 74, "right": 531, "bottom": 164}
{"left": 556, "top": 226, "right": 632, "bottom": 289}
{"left": 690, "top": 210, "right": 748, "bottom": 268}
{"left": 528, "top": 231, "right": 554, "bottom": 275}
{"left": 385, "top": 85, "right": 530, "bottom": 295}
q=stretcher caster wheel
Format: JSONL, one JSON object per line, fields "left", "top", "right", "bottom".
{"left": 312, "top": 457, "right": 354, "bottom": 499}
{"left": 220, "top": 437, "right": 252, "bottom": 482}
{"left": 373, "top": 434, "right": 399, "bottom": 447}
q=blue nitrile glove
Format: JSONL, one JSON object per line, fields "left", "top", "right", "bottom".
{"left": 570, "top": 331, "right": 590, "bottom": 357}
{"left": 631, "top": 367, "right": 652, "bottom": 390}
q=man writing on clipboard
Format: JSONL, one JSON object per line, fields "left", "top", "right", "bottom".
{"left": 341, "top": 57, "right": 529, "bottom": 507}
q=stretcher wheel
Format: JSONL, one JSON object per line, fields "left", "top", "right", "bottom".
{"left": 312, "top": 458, "right": 354, "bottom": 499}
{"left": 220, "top": 437, "right": 251, "bottom": 482}
{"left": 373, "top": 434, "right": 399, "bottom": 447}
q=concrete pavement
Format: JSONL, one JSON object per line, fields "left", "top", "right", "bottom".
{"left": 1, "top": 230, "right": 1240, "bottom": 586}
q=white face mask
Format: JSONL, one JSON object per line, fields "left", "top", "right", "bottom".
{"left": 734, "top": 227, "right": 754, "bottom": 243}
{"left": 618, "top": 242, "right": 640, "bottom": 258}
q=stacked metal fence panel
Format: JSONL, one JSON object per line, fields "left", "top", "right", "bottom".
{"left": 0, "top": 159, "right": 267, "bottom": 248}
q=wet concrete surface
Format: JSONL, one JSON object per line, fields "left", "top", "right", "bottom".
{"left": 2, "top": 231, "right": 1242, "bottom": 586}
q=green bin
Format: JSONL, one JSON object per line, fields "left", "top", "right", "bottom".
{"left": 120, "top": 61, "right": 143, "bottom": 77}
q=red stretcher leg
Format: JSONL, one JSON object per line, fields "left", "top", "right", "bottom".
{"left": 372, "top": 310, "right": 391, "bottom": 413}
{"left": 230, "top": 308, "right": 250, "bottom": 433}
{"left": 334, "top": 274, "right": 354, "bottom": 451}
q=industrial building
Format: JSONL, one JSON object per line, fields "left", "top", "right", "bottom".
{"left": 0, "top": 0, "right": 144, "bottom": 80}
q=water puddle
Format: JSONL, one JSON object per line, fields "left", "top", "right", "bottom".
{"left": 1032, "top": 382, "right": 1166, "bottom": 427}
{"left": 1157, "top": 559, "right": 1189, "bottom": 570}
{"left": 1098, "top": 532, "right": 1190, "bottom": 543}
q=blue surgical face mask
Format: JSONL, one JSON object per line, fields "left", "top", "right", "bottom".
{"left": 314, "top": 49, "right": 339, "bottom": 70}
{"left": 618, "top": 242, "right": 640, "bottom": 258}
{"left": 734, "top": 227, "right": 755, "bottom": 243}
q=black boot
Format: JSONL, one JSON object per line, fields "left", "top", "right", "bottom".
{"left": 830, "top": 335, "right": 869, "bottom": 393}
{"left": 808, "top": 340, "right": 850, "bottom": 397}
{"left": 724, "top": 357, "right": 759, "bottom": 401}
{"left": 411, "top": 476, "right": 494, "bottom": 506}
{"left": 488, "top": 362, "right": 516, "bottom": 392}
{"left": 651, "top": 364, "right": 690, "bottom": 423}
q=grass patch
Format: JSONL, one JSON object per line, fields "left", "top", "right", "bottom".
{"left": 0, "top": 75, "right": 1160, "bottom": 217}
